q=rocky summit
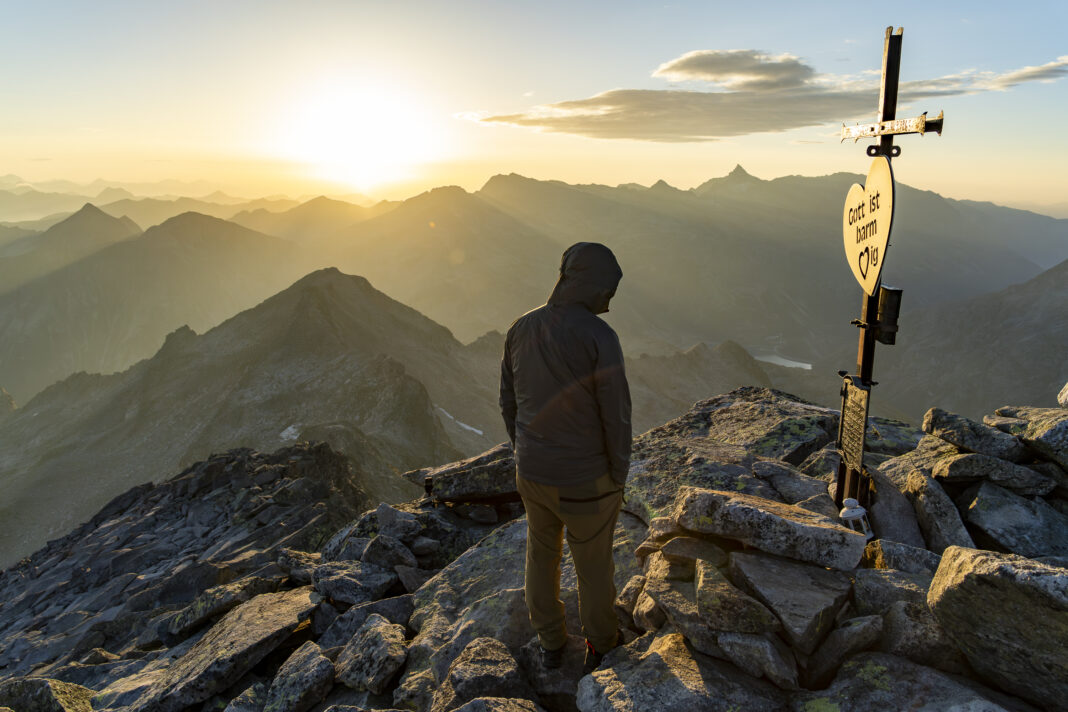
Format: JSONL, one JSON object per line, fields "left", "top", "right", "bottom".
{"left": 1, "top": 387, "right": 1065, "bottom": 711}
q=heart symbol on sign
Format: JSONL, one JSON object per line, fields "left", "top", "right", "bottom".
{"left": 842, "top": 156, "right": 895, "bottom": 296}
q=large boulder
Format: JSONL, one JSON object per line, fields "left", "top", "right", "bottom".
{"left": 793, "top": 652, "right": 1026, "bottom": 711}
{"left": 728, "top": 552, "right": 852, "bottom": 654}
{"left": 262, "top": 641, "right": 334, "bottom": 712}
{"left": 877, "top": 434, "right": 960, "bottom": 489}
{"left": 1059, "top": 382, "right": 1068, "bottom": 409}
{"left": 902, "top": 471, "right": 974, "bottom": 553}
{"left": 994, "top": 406, "right": 1068, "bottom": 470}
{"left": 575, "top": 630, "right": 786, "bottom": 712}
{"left": 119, "top": 588, "right": 317, "bottom": 712}
{"left": 804, "top": 615, "right": 883, "bottom": 688}
{"left": 676, "top": 487, "right": 867, "bottom": 570}
{"left": 957, "top": 481, "right": 1068, "bottom": 558}
{"left": 861, "top": 539, "right": 941, "bottom": 575}
{"left": 312, "top": 561, "right": 398, "bottom": 606}
{"left": 866, "top": 467, "right": 926, "bottom": 549}
{"left": 0, "top": 678, "right": 94, "bottom": 711}
{"left": 933, "top": 452, "right": 1057, "bottom": 496}
{"left": 336, "top": 613, "right": 408, "bottom": 695}
{"left": 695, "top": 560, "right": 780, "bottom": 635}
{"left": 922, "top": 407, "right": 1026, "bottom": 461}
{"left": 880, "top": 600, "right": 969, "bottom": 675}
{"left": 430, "top": 637, "right": 533, "bottom": 712}
{"left": 852, "top": 569, "right": 931, "bottom": 616}
{"left": 927, "top": 546, "right": 1068, "bottom": 708}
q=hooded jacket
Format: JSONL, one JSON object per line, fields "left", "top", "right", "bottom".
{"left": 499, "top": 242, "right": 632, "bottom": 486}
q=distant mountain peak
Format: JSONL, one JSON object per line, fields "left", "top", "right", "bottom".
{"left": 727, "top": 164, "right": 759, "bottom": 181}
{"left": 649, "top": 179, "right": 678, "bottom": 192}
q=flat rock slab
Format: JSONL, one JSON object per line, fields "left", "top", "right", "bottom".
{"left": 933, "top": 452, "right": 1056, "bottom": 496}
{"left": 862, "top": 539, "right": 941, "bottom": 575}
{"left": 431, "top": 458, "right": 519, "bottom": 503}
{"left": 575, "top": 630, "right": 786, "bottom": 712}
{"left": 675, "top": 487, "right": 867, "bottom": 570}
{"left": 312, "top": 561, "right": 397, "bottom": 606}
{"left": 751, "top": 460, "right": 829, "bottom": 504}
{"left": 793, "top": 652, "right": 1022, "bottom": 711}
{"left": 643, "top": 575, "right": 723, "bottom": 656}
{"left": 0, "top": 677, "right": 94, "bottom": 711}
{"left": 923, "top": 407, "right": 1026, "bottom": 462}
{"left": 878, "top": 434, "right": 960, "bottom": 489}
{"left": 958, "top": 481, "right": 1068, "bottom": 558}
{"left": 319, "top": 594, "right": 415, "bottom": 649}
{"left": 928, "top": 546, "right": 1068, "bottom": 708}
{"left": 852, "top": 569, "right": 932, "bottom": 617}
{"left": 715, "top": 631, "right": 797, "bottom": 689}
{"left": 659, "top": 536, "right": 727, "bottom": 568}
{"left": 867, "top": 467, "right": 926, "bottom": 549}
{"left": 453, "top": 698, "right": 548, "bottom": 712}
{"left": 123, "top": 587, "right": 316, "bottom": 712}
{"left": 903, "top": 471, "right": 974, "bottom": 554}
{"left": 694, "top": 560, "right": 780, "bottom": 635}
{"left": 995, "top": 405, "right": 1068, "bottom": 470}
{"left": 729, "top": 552, "right": 852, "bottom": 655}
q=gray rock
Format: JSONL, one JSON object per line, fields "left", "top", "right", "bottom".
{"left": 166, "top": 575, "right": 280, "bottom": 641}
{"left": 793, "top": 652, "right": 1021, "bottom": 711}
{"left": 453, "top": 504, "right": 499, "bottom": 524}
{"left": 852, "top": 569, "right": 931, "bottom": 616}
{"left": 395, "top": 565, "right": 436, "bottom": 593}
{"left": 797, "top": 445, "right": 839, "bottom": 481}
{"left": 121, "top": 588, "right": 317, "bottom": 712}
{"left": 958, "top": 481, "right": 1068, "bottom": 557}
{"left": 877, "top": 434, "right": 961, "bottom": 489}
{"left": 793, "top": 493, "right": 839, "bottom": 520}
{"left": 675, "top": 487, "right": 868, "bottom": 570}
{"left": 923, "top": 407, "right": 1027, "bottom": 462}
{"left": 319, "top": 594, "right": 415, "bottom": 649}
{"left": 728, "top": 552, "right": 852, "bottom": 654}
{"left": 377, "top": 503, "right": 424, "bottom": 542}
{"left": 1028, "top": 460, "right": 1068, "bottom": 498}
{"left": 1059, "top": 382, "right": 1068, "bottom": 408}
{"left": 694, "top": 560, "right": 779, "bottom": 634}
{"left": 362, "top": 534, "right": 418, "bottom": 570}
{"left": 928, "top": 546, "right": 1068, "bottom": 708}
{"left": 647, "top": 516, "right": 683, "bottom": 541}
{"left": 453, "top": 698, "right": 547, "bottom": 712}
{"left": 614, "top": 575, "right": 646, "bottom": 619}
{"left": 643, "top": 575, "right": 723, "bottom": 656}
{"left": 432, "top": 638, "right": 532, "bottom": 712}
{"left": 880, "top": 600, "right": 969, "bottom": 675}
{"left": 336, "top": 613, "right": 408, "bottom": 695}
{"left": 644, "top": 549, "right": 694, "bottom": 582}
{"left": 805, "top": 615, "right": 883, "bottom": 688}
{"left": 0, "top": 677, "right": 95, "bottom": 711}
{"left": 263, "top": 641, "right": 334, "bottom": 712}
{"left": 715, "top": 631, "right": 798, "bottom": 689}
{"left": 902, "top": 471, "right": 975, "bottom": 553}
{"left": 278, "top": 549, "right": 321, "bottom": 584}
{"left": 752, "top": 460, "right": 829, "bottom": 504}
{"left": 867, "top": 467, "right": 927, "bottom": 549}
{"left": 631, "top": 590, "right": 666, "bottom": 633}
{"left": 659, "top": 536, "right": 727, "bottom": 568}
{"left": 575, "top": 630, "right": 786, "bottom": 712}
{"left": 410, "top": 536, "right": 441, "bottom": 557}
{"left": 861, "top": 539, "right": 941, "bottom": 575}
{"left": 430, "top": 458, "right": 518, "bottom": 503}
{"left": 996, "top": 405, "right": 1068, "bottom": 470}
{"left": 312, "top": 561, "right": 398, "bottom": 606}
{"left": 222, "top": 681, "right": 268, "bottom": 712}
{"left": 933, "top": 452, "right": 1057, "bottom": 495}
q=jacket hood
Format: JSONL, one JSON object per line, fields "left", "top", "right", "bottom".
{"left": 547, "top": 242, "right": 622, "bottom": 314}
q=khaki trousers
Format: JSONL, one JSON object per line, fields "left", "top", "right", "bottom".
{"left": 516, "top": 471, "right": 623, "bottom": 653}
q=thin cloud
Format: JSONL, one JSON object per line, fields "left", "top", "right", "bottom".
{"left": 653, "top": 49, "right": 815, "bottom": 90}
{"left": 479, "top": 51, "right": 1068, "bottom": 142}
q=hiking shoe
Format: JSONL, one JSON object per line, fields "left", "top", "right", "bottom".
{"left": 540, "top": 643, "right": 565, "bottom": 669}
{"left": 582, "top": 639, "right": 604, "bottom": 674}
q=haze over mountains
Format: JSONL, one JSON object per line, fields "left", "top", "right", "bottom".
{"left": 0, "top": 167, "right": 1063, "bottom": 565}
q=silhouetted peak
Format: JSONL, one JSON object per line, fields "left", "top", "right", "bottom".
{"left": 649, "top": 179, "right": 678, "bottom": 193}
{"left": 73, "top": 202, "right": 108, "bottom": 218}
{"left": 48, "top": 203, "right": 136, "bottom": 235}
{"left": 728, "top": 164, "right": 753, "bottom": 179}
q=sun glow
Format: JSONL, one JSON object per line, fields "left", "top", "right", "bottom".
{"left": 273, "top": 79, "right": 445, "bottom": 190}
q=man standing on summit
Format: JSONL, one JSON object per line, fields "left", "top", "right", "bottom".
{"left": 499, "top": 242, "right": 631, "bottom": 673}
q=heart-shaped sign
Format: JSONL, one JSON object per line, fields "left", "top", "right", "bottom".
{"left": 843, "top": 156, "right": 895, "bottom": 295}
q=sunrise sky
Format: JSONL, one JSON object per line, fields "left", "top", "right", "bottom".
{"left": 3, "top": 1, "right": 1067, "bottom": 212}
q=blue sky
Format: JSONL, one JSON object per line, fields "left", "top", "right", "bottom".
{"left": 2, "top": 1, "right": 1065, "bottom": 210}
